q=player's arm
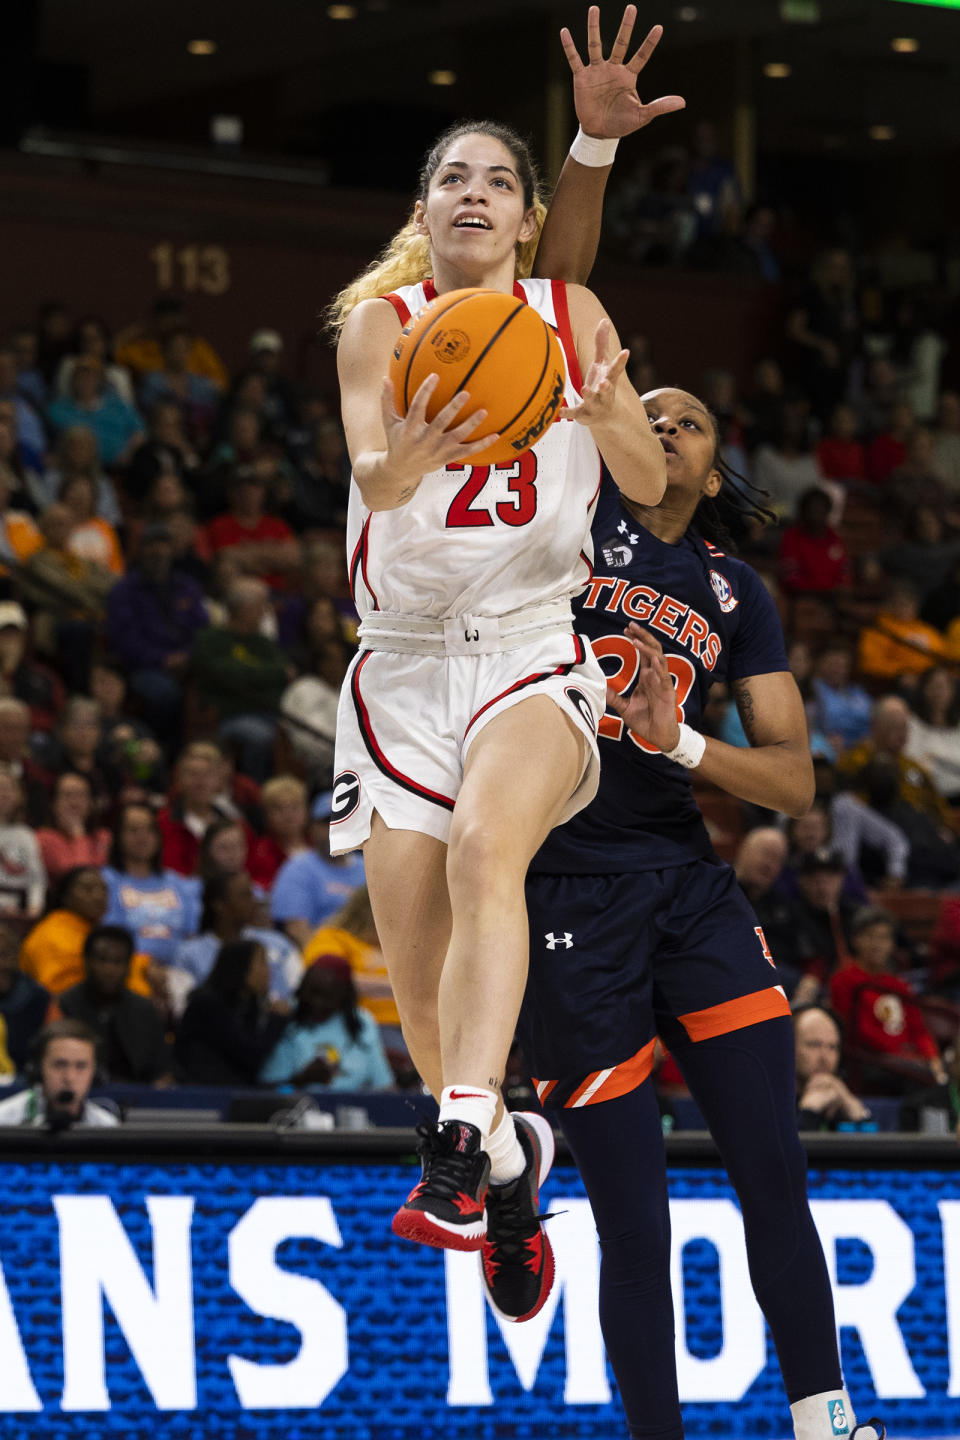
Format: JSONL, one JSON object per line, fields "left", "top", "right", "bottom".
{"left": 566, "top": 285, "right": 666, "bottom": 504}
{"left": 337, "top": 299, "right": 492, "bottom": 512}
{"left": 535, "top": 158, "right": 612, "bottom": 285}
{"left": 533, "top": 7, "right": 685, "bottom": 285}
{"left": 609, "top": 624, "right": 815, "bottom": 817}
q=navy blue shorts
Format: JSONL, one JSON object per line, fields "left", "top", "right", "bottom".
{"left": 521, "top": 857, "right": 791, "bottom": 1109}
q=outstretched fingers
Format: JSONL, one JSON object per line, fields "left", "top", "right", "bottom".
{"left": 559, "top": 25, "right": 584, "bottom": 74}
{"left": 585, "top": 4, "right": 603, "bottom": 59}
{"left": 627, "top": 22, "right": 663, "bottom": 75}
{"left": 604, "top": 347, "right": 630, "bottom": 385}
{"left": 643, "top": 93, "right": 687, "bottom": 119}
{"left": 608, "top": 4, "right": 638, "bottom": 64}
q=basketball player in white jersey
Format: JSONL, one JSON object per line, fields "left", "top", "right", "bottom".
{"left": 329, "top": 118, "right": 666, "bottom": 1320}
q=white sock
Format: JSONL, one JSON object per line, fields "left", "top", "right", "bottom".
{"left": 438, "top": 1085, "right": 498, "bottom": 1143}
{"left": 486, "top": 1109, "right": 527, "bottom": 1184}
{"left": 791, "top": 1389, "right": 856, "bottom": 1440}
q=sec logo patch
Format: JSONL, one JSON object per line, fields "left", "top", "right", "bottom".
{"left": 330, "top": 771, "right": 361, "bottom": 822}
{"left": 709, "top": 569, "right": 738, "bottom": 613}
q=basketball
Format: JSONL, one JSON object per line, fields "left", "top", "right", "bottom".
{"left": 389, "top": 287, "right": 567, "bottom": 466}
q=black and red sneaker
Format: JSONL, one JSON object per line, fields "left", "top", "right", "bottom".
{"left": 481, "top": 1111, "right": 556, "bottom": 1323}
{"left": 392, "top": 1120, "right": 490, "bottom": 1251}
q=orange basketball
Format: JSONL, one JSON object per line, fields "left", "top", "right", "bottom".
{"left": 389, "top": 287, "right": 566, "bottom": 466}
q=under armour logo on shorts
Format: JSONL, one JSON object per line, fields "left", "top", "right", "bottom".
{"left": 545, "top": 932, "right": 574, "bottom": 949}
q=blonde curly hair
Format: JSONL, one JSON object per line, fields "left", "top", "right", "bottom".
{"left": 327, "top": 120, "right": 547, "bottom": 337}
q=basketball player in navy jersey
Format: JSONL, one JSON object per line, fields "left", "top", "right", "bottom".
{"left": 512, "top": 9, "right": 886, "bottom": 1440}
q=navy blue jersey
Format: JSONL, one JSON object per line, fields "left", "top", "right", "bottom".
{"left": 533, "top": 473, "right": 789, "bottom": 875}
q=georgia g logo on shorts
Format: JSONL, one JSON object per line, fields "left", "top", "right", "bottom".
{"left": 565, "top": 686, "right": 597, "bottom": 734}
{"left": 330, "top": 770, "right": 361, "bottom": 823}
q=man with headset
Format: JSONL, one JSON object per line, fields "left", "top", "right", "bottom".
{"left": 0, "top": 1018, "right": 119, "bottom": 1129}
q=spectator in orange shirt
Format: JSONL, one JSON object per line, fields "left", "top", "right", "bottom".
{"left": 302, "top": 885, "right": 401, "bottom": 1038}
{"left": 830, "top": 905, "right": 946, "bottom": 1090}
{"left": 858, "top": 579, "right": 949, "bottom": 681}
{"left": 777, "top": 487, "right": 852, "bottom": 595}
{"left": 20, "top": 865, "right": 151, "bottom": 997}
{"left": 60, "top": 473, "right": 125, "bottom": 576}
{"left": 0, "top": 442, "right": 42, "bottom": 566}
{"left": 114, "top": 294, "right": 228, "bottom": 389}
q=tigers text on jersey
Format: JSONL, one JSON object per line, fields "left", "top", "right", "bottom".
{"left": 533, "top": 473, "right": 789, "bottom": 875}
{"left": 347, "top": 278, "right": 601, "bottom": 621}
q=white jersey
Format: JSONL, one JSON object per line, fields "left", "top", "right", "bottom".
{"left": 0, "top": 1086, "right": 119, "bottom": 1128}
{"left": 346, "top": 277, "right": 600, "bottom": 621}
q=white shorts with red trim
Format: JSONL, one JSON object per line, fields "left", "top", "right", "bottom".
{"left": 329, "top": 629, "right": 604, "bottom": 852}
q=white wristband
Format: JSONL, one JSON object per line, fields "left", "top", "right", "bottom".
{"left": 569, "top": 127, "right": 619, "bottom": 167}
{"left": 663, "top": 723, "right": 706, "bottom": 770}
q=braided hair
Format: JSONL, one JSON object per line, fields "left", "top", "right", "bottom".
{"left": 688, "top": 408, "right": 775, "bottom": 553}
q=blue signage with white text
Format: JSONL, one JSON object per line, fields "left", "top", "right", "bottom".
{"left": 0, "top": 1159, "right": 958, "bottom": 1438}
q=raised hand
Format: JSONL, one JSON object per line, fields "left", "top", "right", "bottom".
{"left": 561, "top": 5, "right": 686, "bottom": 140}
{"left": 606, "top": 622, "right": 683, "bottom": 752}
{"left": 566, "top": 318, "right": 630, "bottom": 427}
{"left": 379, "top": 373, "right": 498, "bottom": 486}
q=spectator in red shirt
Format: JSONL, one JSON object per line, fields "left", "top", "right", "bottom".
{"left": 865, "top": 400, "right": 913, "bottom": 485}
{"left": 249, "top": 775, "right": 310, "bottom": 891}
{"left": 159, "top": 741, "right": 240, "bottom": 876}
{"left": 36, "top": 770, "right": 111, "bottom": 885}
{"left": 829, "top": 905, "right": 946, "bottom": 1089}
{"left": 928, "top": 896, "right": 960, "bottom": 1001}
{"left": 202, "top": 465, "right": 299, "bottom": 589}
{"left": 777, "top": 487, "right": 852, "bottom": 595}
{"left": 815, "top": 403, "right": 866, "bottom": 485}
{"left": 0, "top": 696, "right": 54, "bottom": 825}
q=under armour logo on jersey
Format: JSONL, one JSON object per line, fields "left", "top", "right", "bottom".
{"left": 545, "top": 932, "right": 574, "bottom": 949}
{"left": 464, "top": 628, "right": 479, "bottom": 642}
{"left": 617, "top": 519, "right": 639, "bottom": 544}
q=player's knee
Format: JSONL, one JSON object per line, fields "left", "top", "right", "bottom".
{"left": 446, "top": 817, "right": 520, "bottom": 902}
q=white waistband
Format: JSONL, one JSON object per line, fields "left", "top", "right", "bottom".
{"left": 358, "top": 599, "right": 574, "bottom": 656}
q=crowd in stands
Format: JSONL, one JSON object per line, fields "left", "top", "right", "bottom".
{"left": 620, "top": 210, "right": 960, "bottom": 1136}
{"left": 0, "top": 262, "right": 957, "bottom": 1137}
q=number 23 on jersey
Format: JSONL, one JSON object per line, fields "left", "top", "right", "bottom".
{"left": 593, "top": 633, "right": 696, "bottom": 755}
{"left": 445, "top": 454, "right": 538, "bottom": 528}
